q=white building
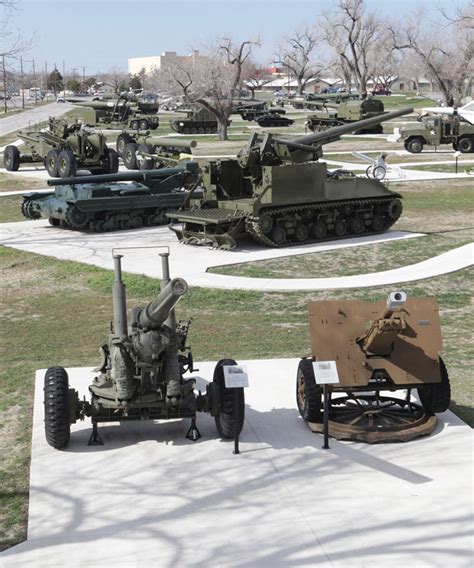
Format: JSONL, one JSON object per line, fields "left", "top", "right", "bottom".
{"left": 128, "top": 51, "right": 203, "bottom": 75}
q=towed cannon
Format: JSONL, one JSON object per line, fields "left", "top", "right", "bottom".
{"left": 44, "top": 251, "right": 245, "bottom": 449}
{"left": 21, "top": 163, "right": 200, "bottom": 232}
{"left": 167, "top": 107, "right": 413, "bottom": 249}
{"left": 297, "top": 292, "right": 451, "bottom": 443}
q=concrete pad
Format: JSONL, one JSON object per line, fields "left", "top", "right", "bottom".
{"left": 1, "top": 360, "right": 472, "bottom": 568}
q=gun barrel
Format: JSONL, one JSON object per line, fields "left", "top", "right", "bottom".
{"left": 143, "top": 136, "right": 197, "bottom": 149}
{"left": 138, "top": 278, "right": 188, "bottom": 329}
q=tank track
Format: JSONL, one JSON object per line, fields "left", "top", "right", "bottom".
{"left": 246, "top": 197, "right": 402, "bottom": 248}
{"left": 21, "top": 197, "right": 42, "bottom": 220}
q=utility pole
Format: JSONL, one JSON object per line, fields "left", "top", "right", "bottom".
{"left": 82, "top": 66, "right": 85, "bottom": 87}
{"left": 2, "top": 54, "right": 7, "bottom": 114}
{"left": 20, "top": 56, "right": 25, "bottom": 109}
{"left": 45, "top": 61, "right": 48, "bottom": 91}
{"left": 32, "top": 59, "right": 37, "bottom": 105}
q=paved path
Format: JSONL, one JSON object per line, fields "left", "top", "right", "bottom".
{"left": 1, "top": 361, "right": 472, "bottom": 568}
{"left": 0, "top": 102, "right": 73, "bottom": 137}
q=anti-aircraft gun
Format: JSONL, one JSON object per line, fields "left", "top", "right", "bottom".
{"left": 296, "top": 292, "right": 451, "bottom": 443}
{"left": 43, "top": 251, "right": 245, "bottom": 449}
{"left": 3, "top": 117, "right": 118, "bottom": 177}
{"left": 167, "top": 107, "right": 413, "bottom": 249}
{"left": 21, "top": 163, "right": 200, "bottom": 231}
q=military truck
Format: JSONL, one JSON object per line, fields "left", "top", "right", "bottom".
{"left": 167, "top": 108, "right": 412, "bottom": 249}
{"left": 395, "top": 112, "right": 474, "bottom": 153}
{"left": 3, "top": 117, "right": 118, "bottom": 177}
{"left": 306, "top": 98, "right": 386, "bottom": 133}
{"left": 43, "top": 251, "right": 245, "bottom": 448}
{"left": 170, "top": 104, "right": 229, "bottom": 134}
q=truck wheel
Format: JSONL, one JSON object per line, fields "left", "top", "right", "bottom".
{"left": 213, "top": 358, "right": 245, "bottom": 439}
{"left": 58, "top": 149, "right": 77, "bottom": 178}
{"left": 405, "top": 137, "right": 424, "bottom": 153}
{"left": 116, "top": 133, "right": 133, "bottom": 157}
{"left": 104, "top": 148, "right": 119, "bottom": 174}
{"left": 296, "top": 359, "right": 322, "bottom": 422}
{"left": 137, "top": 144, "right": 155, "bottom": 170}
{"left": 457, "top": 136, "right": 473, "bottom": 153}
{"left": 417, "top": 358, "right": 451, "bottom": 413}
{"left": 4, "top": 145, "right": 20, "bottom": 171}
{"left": 44, "top": 366, "right": 71, "bottom": 449}
{"left": 138, "top": 119, "right": 149, "bottom": 130}
{"left": 130, "top": 120, "right": 139, "bottom": 130}
{"left": 122, "top": 143, "right": 138, "bottom": 170}
{"left": 45, "top": 149, "right": 60, "bottom": 177}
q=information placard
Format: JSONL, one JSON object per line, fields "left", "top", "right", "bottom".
{"left": 223, "top": 365, "right": 249, "bottom": 388}
{"left": 312, "top": 361, "right": 340, "bottom": 385}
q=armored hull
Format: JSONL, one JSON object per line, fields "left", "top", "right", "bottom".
{"left": 306, "top": 98, "right": 386, "bottom": 134}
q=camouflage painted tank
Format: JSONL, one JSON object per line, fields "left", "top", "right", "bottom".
{"left": 170, "top": 104, "right": 230, "bottom": 134}
{"left": 306, "top": 98, "right": 386, "bottom": 133}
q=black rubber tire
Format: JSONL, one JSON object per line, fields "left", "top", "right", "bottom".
{"left": 45, "top": 149, "right": 59, "bottom": 177}
{"left": 457, "top": 136, "right": 473, "bottom": 154}
{"left": 417, "top": 357, "right": 451, "bottom": 413}
{"left": 116, "top": 133, "right": 133, "bottom": 157}
{"left": 139, "top": 119, "right": 149, "bottom": 130}
{"left": 130, "top": 120, "right": 139, "bottom": 130}
{"left": 4, "top": 145, "right": 20, "bottom": 171}
{"left": 294, "top": 223, "right": 308, "bottom": 242}
{"left": 350, "top": 217, "right": 365, "bottom": 234}
{"left": 104, "top": 148, "right": 119, "bottom": 174}
{"left": 271, "top": 226, "right": 286, "bottom": 245}
{"left": 406, "top": 137, "right": 424, "bottom": 154}
{"left": 122, "top": 143, "right": 138, "bottom": 170}
{"left": 309, "top": 221, "right": 327, "bottom": 239}
{"left": 334, "top": 219, "right": 347, "bottom": 237}
{"left": 44, "top": 366, "right": 71, "bottom": 449}
{"left": 137, "top": 144, "right": 155, "bottom": 170}
{"left": 213, "top": 358, "right": 245, "bottom": 439}
{"left": 296, "top": 359, "right": 322, "bottom": 422}
{"left": 58, "top": 149, "right": 77, "bottom": 178}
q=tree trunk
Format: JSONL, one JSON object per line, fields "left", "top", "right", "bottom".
{"left": 217, "top": 117, "right": 228, "bottom": 141}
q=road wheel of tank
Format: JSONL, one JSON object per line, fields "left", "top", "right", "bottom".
{"left": 198, "top": 127, "right": 204, "bottom": 134}
{"left": 388, "top": 199, "right": 403, "bottom": 220}
{"left": 258, "top": 214, "right": 273, "bottom": 234}
{"left": 182, "top": 127, "right": 190, "bottom": 134}
{"left": 49, "top": 217, "right": 61, "bottom": 227}
{"left": 137, "top": 144, "right": 154, "bottom": 170}
{"left": 58, "top": 149, "right": 77, "bottom": 178}
{"left": 350, "top": 217, "right": 365, "bottom": 234}
{"left": 334, "top": 219, "right": 347, "bottom": 237}
{"left": 271, "top": 226, "right": 286, "bottom": 245}
{"left": 213, "top": 358, "right": 245, "bottom": 439}
{"left": 122, "top": 143, "right": 138, "bottom": 170}
{"left": 457, "top": 136, "right": 473, "bottom": 153}
{"left": 121, "top": 216, "right": 143, "bottom": 230}
{"left": 417, "top": 358, "right": 451, "bottom": 413}
{"left": 94, "top": 220, "right": 107, "bottom": 232}
{"left": 205, "top": 127, "right": 212, "bottom": 134}
{"left": 45, "top": 149, "right": 59, "bottom": 177}
{"left": 103, "top": 216, "right": 119, "bottom": 232}
{"left": 190, "top": 127, "right": 197, "bottom": 134}
{"left": 4, "top": 145, "right": 20, "bottom": 171}
{"left": 104, "top": 148, "right": 119, "bottom": 174}
{"left": 130, "top": 120, "right": 139, "bottom": 130}
{"left": 116, "top": 133, "right": 133, "bottom": 157}
{"left": 405, "top": 137, "right": 424, "bottom": 154}
{"left": 44, "top": 366, "right": 71, "bottom": 449}
{"left": 139, "top": 119, "right": 149, "bottom": 130}
{"left": 296, "top": 359, "right": 322, "bottom": 422}
{"left": 294, "top": 223, "right": 308, "bottom": 242}
{"left": 66, "top": 205, "right": 89, "bottom": 229}
{"left": 371, "top": 214, "right": 384, "bottom": 232}
{"left": 309, "top": 221, "right": 327, "bottom": 240}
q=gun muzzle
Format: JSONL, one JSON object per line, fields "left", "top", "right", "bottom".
{"left": 138, "top": 278, "right": 188, "bottom": 329}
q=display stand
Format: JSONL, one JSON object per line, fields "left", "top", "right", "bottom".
{"left": 223, "top": 364, "right": 249, "bottom": 456}
{"left": 312, "top": 360, "right": 340, "bottom": 450}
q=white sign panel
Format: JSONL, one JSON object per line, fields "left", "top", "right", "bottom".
{"left": 223, "top": 365, "right": 249, "bottom": 388}
{"left": 312, "top": 361, "right": 340, "bottom": 385}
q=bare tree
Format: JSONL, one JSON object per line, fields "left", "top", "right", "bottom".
{"left": 319, "top": 0, "right": 382, "bottom": 97}
{"left": 243, "top": 60, "right": 272, "bottom": 99}
{"left": 168, "top": 60, "right": 195, "bottom": 103}
{"left": 275, "top": 26, "right": 320, "bottom": 95}
{"left": 387, "top": 6, "right": 474, "bottom": 105}
{"left": 97, "top": 66, "right": 128, "bottom": 93}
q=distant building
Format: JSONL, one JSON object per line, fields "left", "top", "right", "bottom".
{"left": 128, "top": 51, "right": 204, "bottom": 75}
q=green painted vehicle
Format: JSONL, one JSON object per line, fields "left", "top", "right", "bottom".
{"left": 21, "top": 163, "right": 200, "bottom": 232}
{"left": 306, "top": 98, "right": 386, "bottom": 133}
{"left": 3, "top": 117, "right": 118, "bottom": 177}
{"left": 167, "top": 108, "right": 412, "bottom": 249}
{"left": 170, "top": 104, "right": 229, "bottom": 134}
{"left": 396, "top": 113, "right": 474, "bottom": 153}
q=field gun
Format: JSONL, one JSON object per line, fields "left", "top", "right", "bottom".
{"left": 167, "top": 107, "right": 412, "bottom": 249}
{"left": 43, "top": 251, "right": 245, "bottom": 449}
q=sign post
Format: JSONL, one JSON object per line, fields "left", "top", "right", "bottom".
{"left": 312, "top": 361, "right": 340, "bottom": 450}
{"left": 223, "top": 364, "right": 249, "bottom": 455}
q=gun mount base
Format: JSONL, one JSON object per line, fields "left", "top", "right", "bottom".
{"left": 304, "top": 393, "right": 438, "bottom": 444}
{"left": 185, "top": 418, "right": 202, "bottom": 441}
{"left": 88, "top": 422, "right": 104, "bottom": 446}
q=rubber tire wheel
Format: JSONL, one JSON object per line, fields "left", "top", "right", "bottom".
{"left": 417, "top": 358, "right": 451, "bottom": 413}
{"left": 137, "top": 144, "right": 155, "bottom": 170}
{"left": 296, "top": 359, "right": 322, "bottom": 422}
{"left": 259, "top": 214, "right": 273, "bottom": 234}
{"left": 58, "top": 149, "right": 77, "bottom": 178}
{"left": 271, "top": 226, "right": 286, "bottom": 245}
{"left": 213, "top": 358, "right": 245, "bottom": 439}
{"left": 350, "top": 217, "right": 365, "bottom": 234}
{"left": 44, "top": 366, "right": 71, "bottom": 449}
{"left": 139, "top": 119, "right": 148, "bottom": 130}
{"left": 130, "top": 120, "right": 139, "bottom": 130}
{"left": 309, "top": 221, "right": 327, "bottom": 239}
{"left": 104, "top": 148, "right": 119, "bottom": 174}
{"left": 372, "top": 214, "right": 384, "bottom": 232}
{"left": 406, "top": 138, "right": 424, "bottom": 154}
{"left": 457, "top": 137, "right": 473, "bottom": 154}
{"left": 388, "top": 199, "right": 403, "bottom": 220}
{"left": 334, "top": 219, "right": 347, "bottom": 237}
{"left": 4, "top": 145, "right": 20, "bottom": 171}
{"left": 45, "top": 149, "right": 59, "bottom": 177}
{"left": 123, "top": 143, "right": 138, "bottom": 170}
{"left": 294, "top": 224, "right": 308, "bottom": 242}
{"left": 116, "top": 133, "right": 133, "bottom": 157}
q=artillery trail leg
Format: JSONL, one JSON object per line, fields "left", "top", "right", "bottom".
{"left": 185, "top": 417, "right": 201, "bottom": 441}
{"left": 88, "top": 421, "right": 104, "bottom": 446}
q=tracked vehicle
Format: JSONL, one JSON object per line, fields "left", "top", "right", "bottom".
{"left": 306, "top": 98, "right": 386, "bottom": 133}
{"left": 167, "top": 108, "right": 412, "bottom": 249}
{"left": 21, "top": 164, "right": 200, "bottom": 232}
{"left": 170, "top": 104, "right": 229, "bottom": 134}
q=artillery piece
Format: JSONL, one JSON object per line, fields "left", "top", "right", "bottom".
{"left": 44, "top": 251, "right": 245, "bottom": 449}
{"left": 21, "top": 163, "right": 200, "bottom": 231}
{"left": 3, "top": 117, "right": 119, "bottom": 177}
{"left": 167, "top": 107, "right": 412, "bottom": 249}
{"left": 169, "top": 104, "right": 229, "bottom": 134}
{"left": 306, "top": 97, "right": 386, "bottom": 133}
{"left": 297, "top": 292, "right": 451, "bottom": 443}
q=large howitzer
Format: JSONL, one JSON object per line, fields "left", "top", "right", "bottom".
{"left": 43, "top": 251, "right": 245, "bottom": 449}
{"left": 306, "top": 97, "right": 386, "bottom": 133}
{"left": 169, "top": 104, "right": 230, "bottom": 134}
{"left": 3, "top": 117, "right": 118, "bottom": 177}
{"left": 116, "top": 133, "right": 196, "bottom": 170}
{"left": 296, "top": 292, "right": 451, "bottom": 443}
{"left": 21, "top": 163, "right": 200, "bottom": 231}
{"left": 167, "top": 108, "right": 412, "bottom": 249}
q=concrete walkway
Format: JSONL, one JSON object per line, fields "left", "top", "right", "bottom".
{"left": 0, "top": 102, "right": 73, "bottom": 137}
{"left": 1, "top": 360, "right": 472, "bottom": 568}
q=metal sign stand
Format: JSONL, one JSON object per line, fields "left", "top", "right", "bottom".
{"left": 312, "top": 360, "right": 340, "bottom": 451}
{"left": 233, "top": 389, "right": 240, "bottom": 455}
{"left": 322, "top": 385, "right": 330, "bottom": 450}
{"left": 223, "top": 364, "right": 249, "bottom": 456}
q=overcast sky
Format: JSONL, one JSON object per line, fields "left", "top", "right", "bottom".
{"left": 5, "top": 0, "right": 454, "bottom": 75}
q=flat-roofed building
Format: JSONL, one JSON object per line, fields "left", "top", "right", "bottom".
{"left": 128, "top": 51, "right": 204, "bottom": 75}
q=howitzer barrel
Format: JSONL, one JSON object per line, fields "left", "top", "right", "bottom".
{"left": 143, "top": 137, "right": 197, "bottom": 149}
{"left": 138, "top": 278, "right": 188, "bottom": 330}
{"left": 70, "top": 100, "right": 132, "bottom": 109}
